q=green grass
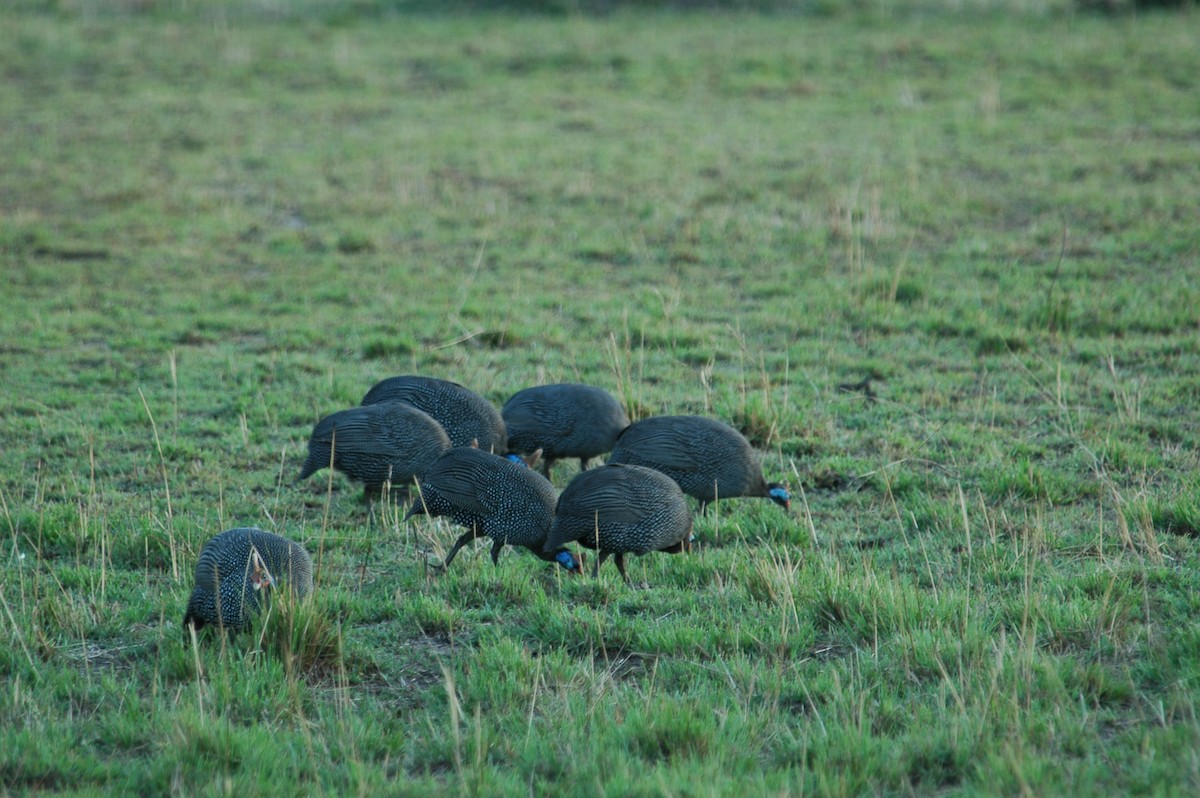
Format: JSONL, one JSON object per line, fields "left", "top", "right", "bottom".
{"left": 3, "top": 1, "right": 1200, "bottom": 794}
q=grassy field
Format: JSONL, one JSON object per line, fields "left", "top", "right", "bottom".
{"left": 2, "top": 1, "right": 1200, "bottom": 794}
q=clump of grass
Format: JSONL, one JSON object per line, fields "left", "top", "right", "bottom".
{"left": 730, "top": 393, "right": 780, "bottom": 449}
{"left": 1076, "top": 0, "right": 1189, "bottom": 12}
{"left": 1104, "top": 355, "right": 1143, "bottom": 424}
{"left": 857, "top": 275, "right": 925, "bottom": 306}
{"left": 250, "top": 591, "right": 342, "bottom": 679}
{"left": 335, "top": 231, "right": 376, "bottom": 255}
{"left": 1028, "top": 233, "right": 1073, "bottom": 336}
{"left": 974, "top": 329, "right": 1028, "bottom": 356}
{"left": 475, "top": 328, "right": 523, "bottom": 349}
{"left": 628, "top": 701, "right": 714, "bottom": 762}
{"left": 361, "top": 334, "right": 418, "bottom": 360}
{"left": 1146, "top": 497, "right": 1200, "bottom": 539}
{"left": 980, "top": 458, "right": 1092, "bottom": 504}
{"left": 720, "top": 350, "right": 786, "bottom": 450}
{"left": 407, "top": 593, "right": 461, "bottom": 637}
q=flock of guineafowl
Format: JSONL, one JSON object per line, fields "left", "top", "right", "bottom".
{"left": 183, "top": 376, "right": 792, "bottom": 634}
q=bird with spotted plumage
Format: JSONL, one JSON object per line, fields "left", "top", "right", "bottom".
{"left": 298, "top": 401, "right": 450, "bottom": 499}
{"left": 361, "top": 375, "right": 507, "bottom": 453}
{"left": 183, "top": 527, "right": 313, "bottom": 634}
{"left": 607, "top": 414, "right": 790, "bottom": 514}
{"left": 502, "top": 383, "right": 630, "bottom": 480}
{"left": 543, "top": 463, "right": 692, "bottom": 583}
{"left": 407, "top": 445, "right": 583, "bottom": 573}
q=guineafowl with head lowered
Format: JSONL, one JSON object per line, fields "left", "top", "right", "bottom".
{"left": 543, "top": 463, "right": 692, "bottom": 583}
{"left": 502, "top": 383, "right": 630, "bottom": 479}
{"left": 298, "top": 401, "right": 451, "bottom": 497}
{"left": 607, "top": 414, "right": 790, "bottom": 514}
{"left": 407, "top": 446, "right": 583, "bottom": 573}
{"left": 361, "top": 375, "right": 507, "bottom": 453}
{"left": 183, "top": 527, "right": 313, "bottom": 633}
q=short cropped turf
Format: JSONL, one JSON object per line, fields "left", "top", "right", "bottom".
{"left": 2, "top": 1, "right": 1199, "bottom": 794}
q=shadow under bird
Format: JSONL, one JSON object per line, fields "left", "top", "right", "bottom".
{"left": 361, "top": 375, "right": 507, "bottom": 453}
{"left": 407, "top": 446, "right": 583, "bottom": 573}
{"left": 607, "top": 414, "right": 791, "bottom": 514}
{"left": 543, "top": 463, "right": 693, "bottom": 583}
{"left": 298, "top": 401, "right": 451, "bottom": 498}
{"left": 183, "top": 527, "right": 313, "bottom": 633}
{"left": 502, "top": 383, "right": 630, "bottom": 480}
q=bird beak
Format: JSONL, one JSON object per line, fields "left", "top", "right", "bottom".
{"left": 250, "top": 549, "right": 275, "bottom": 590}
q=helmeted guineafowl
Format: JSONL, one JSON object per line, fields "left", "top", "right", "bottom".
{"left": 361, "top": 375, "right": 507, "bottom": 453}
{"left": 183, "top": 527, "right": 313, "bottom": 633}
{"left": 543, "top": 463, "right": 692, "bottom": 583}
{"left": 502, "top": 383, "right": 630, "bottom": 479}
{"left": 607, "top": 414, "right": 790, "bottom": 514}
{"left": 406, "top": 446, "right": 583, "bottom": 573}
{"left": 298, "top": 401, "right": 451, "bottom": 497}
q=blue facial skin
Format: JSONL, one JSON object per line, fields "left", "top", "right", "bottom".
{"left": 554, "top": 550, "right": 580, "bottom": 572}
{"left": 769, "top": 486, "right": 791, "bottom": 510}
{"left": 505, "top": 453, "right": 528, "bottom": 467}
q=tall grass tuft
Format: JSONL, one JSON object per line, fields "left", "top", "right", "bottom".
{"left": 250, "top": 590, "right": 342, "bottom": 680}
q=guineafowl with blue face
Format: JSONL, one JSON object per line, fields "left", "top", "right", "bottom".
{"left": 361, "top": 375, "right": 507, "bottom": 453}
{"left": 607, "top": 414, "right": 790, "bottom": 514}
{"left": 407, "top": 446, "right": 583, "bottom": 574}
{"left": 502, "top": 383, "right": 630, "bottom": 479}
{"left": 298, "top": 401, "right": 451, "bottom": 497}
{"left": 183, "top": 527, "right": 313, "bottom": 633}
{"left": 543, "top": 463, "right": 692, "bottom": 583}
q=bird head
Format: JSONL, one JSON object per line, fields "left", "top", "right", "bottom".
{"left": 249, "top": 548, "right": 276, "bottom": 591}
{"left": 553, "top": 548, "right": 584, "bottom": 575}
{"left": 767, "top": 483, "right": 791, "bottom": 511}
{"left": 505, "top": 448, "right": 543, "bottom": 469}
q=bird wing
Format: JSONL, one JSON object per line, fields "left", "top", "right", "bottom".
{"left": 419, "top": 465, "right": 496, "bottom": 516}
{"left": 310, "top": 411, "right": 400, "bottom": 456}
{"left": 506, "top": 395, "right": 574, "bottom": 434}
{"left": 618, "top": 421, "right": 704, "bottom": 472}
{"left": 560, "top": 468, "right": 655, "bottom": 525}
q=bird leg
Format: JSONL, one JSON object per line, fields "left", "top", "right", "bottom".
{"left": 444, "top": 528, "right": 483, "bottom": 567}
{"left": 614, "top": 553, "right": 630, "bottom": 584}
{"left": 594, "top": 551, "right": 609, "bottom": 578}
